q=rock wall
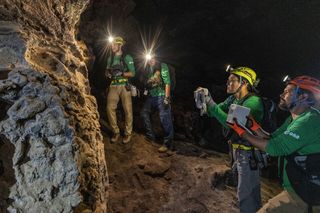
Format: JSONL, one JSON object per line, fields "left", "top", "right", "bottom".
{"left": 0, "top": 1, "right": 107, "bottom": 212}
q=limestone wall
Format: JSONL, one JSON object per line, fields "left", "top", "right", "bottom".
{"left": 0, "top": 1, "right": 107, "bottom": 212}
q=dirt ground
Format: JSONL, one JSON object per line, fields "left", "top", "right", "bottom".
{"left": 104, "top": 133, "right": 282, "bottom": 213}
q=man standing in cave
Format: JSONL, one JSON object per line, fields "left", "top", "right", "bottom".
{"left": 105, "top": 36, "right": 135, "bottom": 144}
{"left": 140, "top": 56, "right": 174, "bottom": 153}
{"left": 196, "top": 67, "right": 264, "bottom": 213}
{"left": 228, "top": 75, "right": 320, "bottom": 213}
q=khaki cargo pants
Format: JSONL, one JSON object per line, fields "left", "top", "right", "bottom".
{"left": 258, "top": 190, "right": 320, "bottom": 213}
{"left": 106, "top": 85, "right": 132, "bottom": 136}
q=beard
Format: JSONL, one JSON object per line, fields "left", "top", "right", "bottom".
{"left": 278, "top": 99, "right": 289, "bottom": 111}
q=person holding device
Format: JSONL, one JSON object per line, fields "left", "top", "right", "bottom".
{"left": 195, "top": 66, "right": 264, "bottom": 213}
{"left": 228, "top": 75, "right": 320, "bottom": 213}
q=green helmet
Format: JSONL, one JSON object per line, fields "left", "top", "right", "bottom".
{"left": 229, "top": 67, "right": 257, "bottom": 86}
{"left": 114, "top": 36, "right": 125, "bottom": 45}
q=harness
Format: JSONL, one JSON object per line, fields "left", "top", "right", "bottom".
{"left": 108, "top": 53, "right": 130, "bottom": 85}
{"left": 228, "top": 93, "right": 268, "bottom": 170}
{"left": 108, "top": 53, "right": 127, "bottom": 72}
{"left": 111, "top": 78, "right": 128, "bottom": 84}
{"left": 232, "top": 144, "right": 259, "bottom": 151}
{"left": 229, "top": 93, "right": 255, "bottom": 149}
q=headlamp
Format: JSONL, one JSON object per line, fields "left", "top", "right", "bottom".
{"left": 145, "top": 53, "right": 152, "bottom": 61}
{"left": 226, "top": 64, "right": 234, "bottom": 72}
{"left": 283, "top": 75, "right": 291, "bottom": 83}
{"left": 144, "top": 50, "right": 154, "bottom": 62}
{"left": 108, "top": 36, "right": 114, "bottom": 43}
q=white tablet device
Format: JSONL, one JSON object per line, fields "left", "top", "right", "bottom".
{"left": 226, "top": 104, "right": 251, "bottom": 126}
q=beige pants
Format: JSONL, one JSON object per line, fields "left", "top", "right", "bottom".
{"left": 106, "top": 85, "right": 132, "bottom": 136}
{"left": 258, "top": 190, "right": 320, "bottom": 213}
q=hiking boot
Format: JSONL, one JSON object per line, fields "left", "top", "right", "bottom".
{"left": 158, "top": 145, "right": 168, "bottom": 153}
{"left": 123, "top": 135, "right": 132, "bottom": 144}
{"left": 110, "top": 133, "right": 120, "bottom": 143}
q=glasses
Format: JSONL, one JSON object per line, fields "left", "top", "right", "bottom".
{"left": 226, "top": 79, "right": 239, "bottom": 85}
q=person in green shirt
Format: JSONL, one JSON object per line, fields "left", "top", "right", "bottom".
{"left": 140, "top": 56, "right": 173, "bottom": 153}
{"left": 228, "top": 75, "right": 320, "bottom": 212}
{"left": 196, "top": 67, "right": 264, "bottom": 213}
{"left": 106, "top": 36, "right": 135, "bottom": 144}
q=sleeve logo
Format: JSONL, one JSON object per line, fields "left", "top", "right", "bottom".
{"left": 284, "top": 130, "right": 300, "bottom": 139}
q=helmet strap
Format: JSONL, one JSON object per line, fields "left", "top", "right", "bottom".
{"left": 287, "top": 86, "right": 299, "bottom": 110}
{"left": 287, "top": 86, "right": 314, "bottom": 110}
{"left": 231, "top": 76, "right": 244, "bottom": 95}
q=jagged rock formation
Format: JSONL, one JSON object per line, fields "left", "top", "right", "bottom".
{"left": 0, "top": 1, "right": 107, "bottom": 212}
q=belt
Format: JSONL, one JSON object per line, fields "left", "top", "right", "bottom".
{"left": 232, "top": 143, "right": 258, "bottom": 151}
{"left": 111, "top": 78, "right": 128, "bottom": 84}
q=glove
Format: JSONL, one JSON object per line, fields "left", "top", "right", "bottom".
{"left": 164, "top": 96, "right": 170, "bottom": 109}
{"left": 246, "top": 116, "right": 261, "bottom": 131}
{"left": 227, "top": 118, "right": 247, "bottom": 137}
{"left": 194, "top": 87, "right": 216, "bottom": 107}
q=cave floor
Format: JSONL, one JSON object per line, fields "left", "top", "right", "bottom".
{"left": 103, "top": 132, "right": 282, "bottom": 213}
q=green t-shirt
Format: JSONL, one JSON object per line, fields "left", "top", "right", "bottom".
{"left": 107, "top": 54, "right": 135, "bottom": 85}
{"left": 147, "top": 63, "right": 171, "bottom": 97}
{"left": 207, "top": 94, "right": 264, "bottom": 128}
{"left": 266, "top": 109, "right": 320, "bottom": 192}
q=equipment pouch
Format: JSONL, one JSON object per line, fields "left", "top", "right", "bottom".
{"left": 131, "top": 85, "right": 138, "bottom": 97}
{"left": 286, "top": 153, "right": 320, "bottom": 206}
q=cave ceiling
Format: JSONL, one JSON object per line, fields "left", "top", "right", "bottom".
{"left": 80, "top": 0, "right": 320, "bottom": 99}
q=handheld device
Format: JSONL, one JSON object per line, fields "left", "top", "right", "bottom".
{"left": 226, "top": 104, "right": 250, "bottom": 126}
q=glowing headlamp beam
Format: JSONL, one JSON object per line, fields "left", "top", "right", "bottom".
{"left": 145, "top": 52, "right": 153, "bottom": 61}
{"left": 108, "top": 36, "right": 114, "bottom": 43}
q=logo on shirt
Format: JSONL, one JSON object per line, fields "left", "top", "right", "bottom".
{"left": 284, "top": 130, "right": 300, "bottom": 139}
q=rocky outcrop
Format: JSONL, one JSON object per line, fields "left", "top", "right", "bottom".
{"left": 0, "top": 1, "right": 107, "bottom": 212}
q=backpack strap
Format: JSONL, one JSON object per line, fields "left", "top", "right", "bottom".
{"left": 120, "top": 54, "right": 128, "bottom": 72}
{"left": 108, "top": 53, "right": 128, "bottom": 71}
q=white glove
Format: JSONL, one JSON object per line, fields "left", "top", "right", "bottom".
{"left": 195, "top": 87, "right": 216, "bottom": 107}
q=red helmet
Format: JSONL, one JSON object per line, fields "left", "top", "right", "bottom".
{"left": 289, "top": 76, "right": 320, "bottom": 95}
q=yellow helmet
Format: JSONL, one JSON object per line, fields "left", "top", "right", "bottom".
{"left": 113, "top": 36, "right": 125, "bottom": 45}
{"left": 229, "top": 67, "right": 257, "bottom": 86}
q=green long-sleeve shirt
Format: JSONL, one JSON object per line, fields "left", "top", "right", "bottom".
{"left": 207, "top": 94, "right": 264, "bottom": 128}
{"left": 107, "top": 54, "right": 135, "bottom": 85}
{"left": 147, "top": 63, "right": 170, "bottom": 97}
{"left": 266, "top": 109, "right": 320, "bottom": 192}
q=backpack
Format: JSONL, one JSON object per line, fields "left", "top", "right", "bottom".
{"left": 259, "top": 96, "right": 278, "bottom": 133}
{"left": 280, "top": 152, "right": 320, "bottom": 210}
